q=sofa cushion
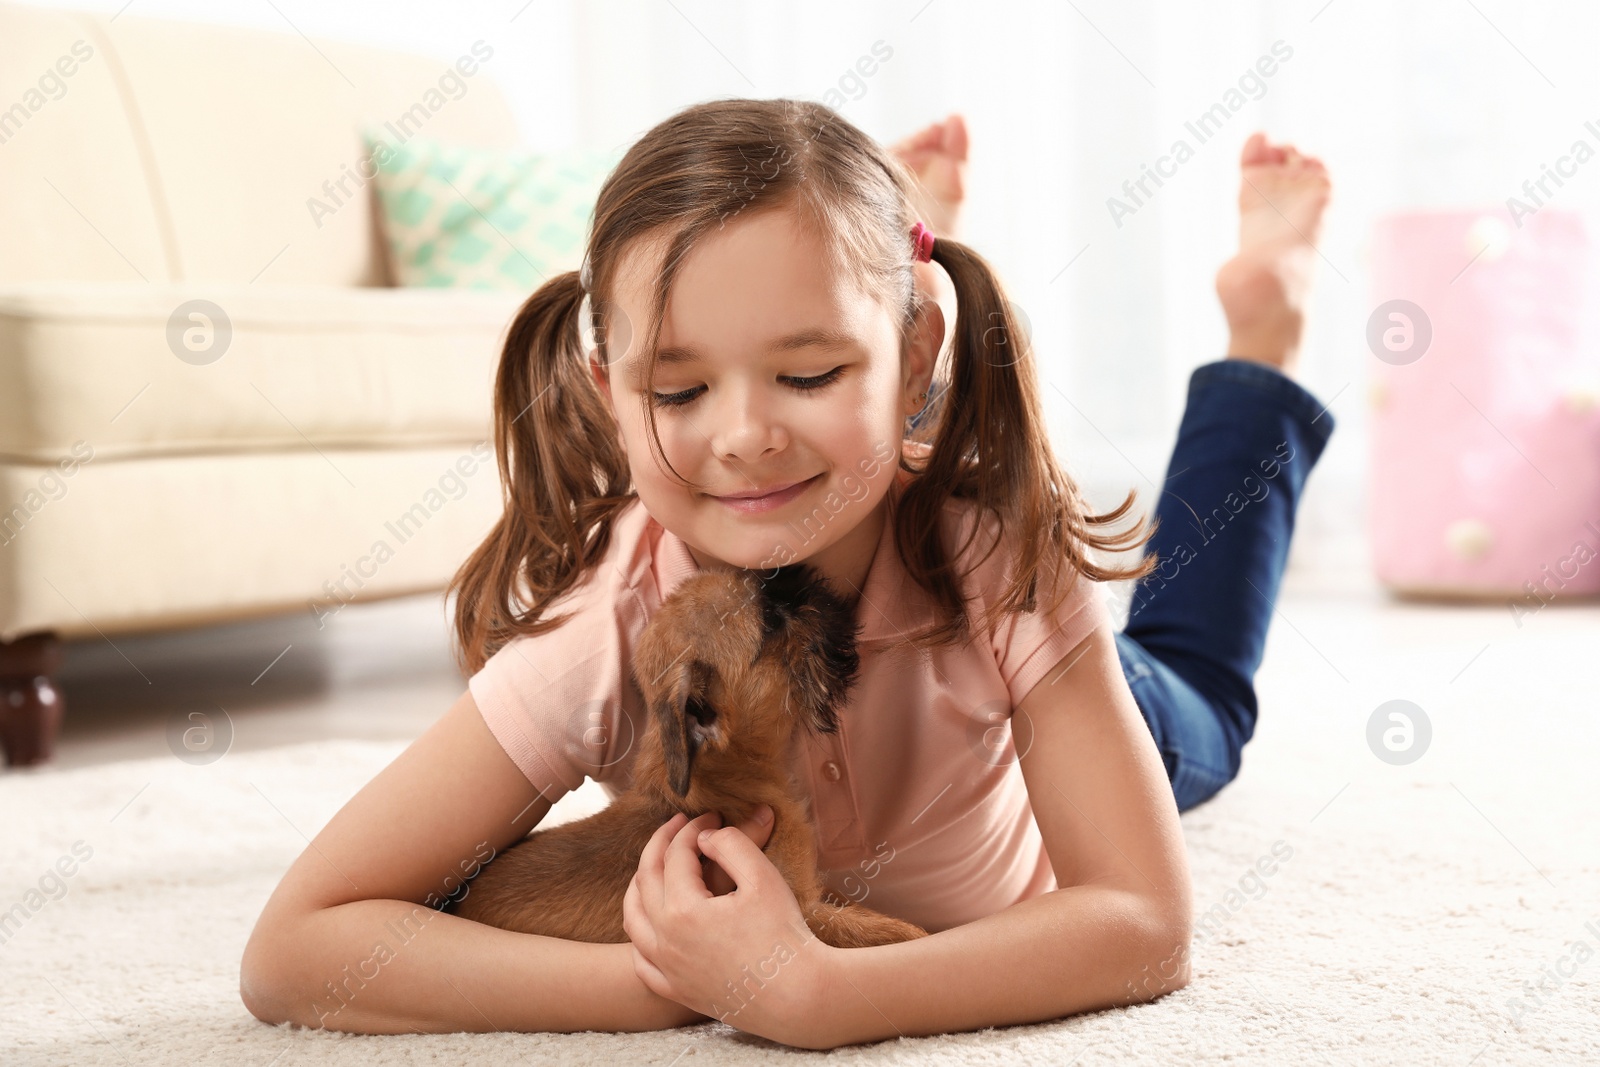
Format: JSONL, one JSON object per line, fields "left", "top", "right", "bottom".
{"left": 0, "top": 443, "right": 504, "bottom": 641}
{"left": 0, "top": 2, "right": 522, "bottom": 287}
{"left": 370, "top": 134, "right": 616, "bottom": 290}
{"left": 0, "top": 281, "right": 524, "bottom": 461}
{"left": 0, "top": 4, "right": 173, "bottom": 285}
{"left": 97, "top": 12, "right": 522, "bottom": 287}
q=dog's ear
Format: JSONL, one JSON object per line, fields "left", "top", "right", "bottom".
{"left": 756, "top": 564, "right": 861, "bottom": 736}
{"left": 651, "top": 658, "right": 717, "bottom": 797}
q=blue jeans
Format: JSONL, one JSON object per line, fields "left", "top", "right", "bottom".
{"left": 1113, "top": 360, "right": 1336, "bottom": 812}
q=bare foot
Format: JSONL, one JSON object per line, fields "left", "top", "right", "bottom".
{"left": 1214, "top": 131, "right": 1332, "bottom": 377}
{"left": 889, "top": 114, "right": 969, "bottom": 239}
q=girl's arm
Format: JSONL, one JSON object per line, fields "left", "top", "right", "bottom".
{"left": 239, "top": 689, "right": 705, "bottom": 1034}
{"left": 800, "top": 624, "right": 1193, "bottom": 1048}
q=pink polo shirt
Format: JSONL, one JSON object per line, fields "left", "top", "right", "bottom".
{"left": 468, "top": 444, "right": 1112, "bottom": 933}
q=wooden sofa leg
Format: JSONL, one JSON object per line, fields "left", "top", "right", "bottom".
{"left": 0, "top": 632, "right": 65, "bottom": 767}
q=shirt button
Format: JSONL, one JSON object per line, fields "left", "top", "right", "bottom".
{"left": 822, "top": 760, "right": 842, "bottom": 781}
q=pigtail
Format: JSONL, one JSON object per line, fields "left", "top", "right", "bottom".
{"left": 448, "top": 271, "right": 635, "bottom": 675}
{"left": 892, "top": 236, "right": 1156, "bottom": 650}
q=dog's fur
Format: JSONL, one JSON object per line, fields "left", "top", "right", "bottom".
{"left": 447, "top": 562, "right": 928, "bottom": 949}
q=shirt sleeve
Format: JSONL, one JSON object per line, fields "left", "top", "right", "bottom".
{"left": 957, "top": 506, "right": 1113, "bottom": 709}
{"left": 992, "top": 564, "right": 1112, "bottom": 708}
{"left": 466, "top": 574, "right": 641, "bottom": 801}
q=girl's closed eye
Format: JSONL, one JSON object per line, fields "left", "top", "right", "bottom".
{"left": 650, "top": 366, "right": 847, "bottom": 408}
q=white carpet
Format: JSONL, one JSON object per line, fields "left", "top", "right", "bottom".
{"left": 3, "top": 588, "right": 1597, "bottom": 1065}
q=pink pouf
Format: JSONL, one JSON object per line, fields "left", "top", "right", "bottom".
{"left": 1367, "top": 208, "right": 1600, "bottom": 616}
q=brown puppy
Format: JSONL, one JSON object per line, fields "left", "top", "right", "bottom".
{"left": 448, "top": 562, "right": 928, "bottom": 949}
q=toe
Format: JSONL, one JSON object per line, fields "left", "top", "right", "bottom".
{"left": 1240, "top": 131, "right": 1268, "bottom": 165}
{"left": 895, "top": 120, "right": 946, "bottom": 155}
{"left": 941, "top": 113, "right": 971, "bottom": 161}
{"left": 1242, "top": 132, "right": 1295, "bottom": 168}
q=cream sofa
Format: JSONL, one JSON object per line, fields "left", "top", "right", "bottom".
{"left": 0, "top": 3, "right": 531, "bottom": 764}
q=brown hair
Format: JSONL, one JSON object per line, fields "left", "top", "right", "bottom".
{"left": 449, "top": 98, "right": 1153, "bottom": 676}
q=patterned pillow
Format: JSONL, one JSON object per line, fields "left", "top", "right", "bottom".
{"left": 367, "top": 132, "right": 617, "bottom": 290}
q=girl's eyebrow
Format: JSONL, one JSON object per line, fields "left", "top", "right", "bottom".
{"left": 652, "top": 327, "right": 860, "bottom": 368}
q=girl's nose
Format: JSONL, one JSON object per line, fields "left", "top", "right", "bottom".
{"left": 707, "top": 385, "right": 788, "bottom": 462}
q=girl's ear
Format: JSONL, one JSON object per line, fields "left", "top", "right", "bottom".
{"left": 905, "top": 296, "right": 945, "bottom": 407}
{"left": 589, "top": 355, "right": 629, "bottom": 456}
{"left": 589, "top": 354, "right": 613, "bottom": 408}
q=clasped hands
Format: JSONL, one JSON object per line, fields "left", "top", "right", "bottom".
{"left": 622, "top": 803, "right": 836, "bottom": 1046}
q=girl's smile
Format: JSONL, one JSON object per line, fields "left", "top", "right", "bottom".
{"left": 708, "top": 472, "right": 825, "bottom": 513}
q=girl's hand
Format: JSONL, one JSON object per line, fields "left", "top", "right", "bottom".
{"left": 704, "top": 805, "right": 774, "bottom": 896}
{"left": 623, "top": 811, "right": 834, "bottom": 1046}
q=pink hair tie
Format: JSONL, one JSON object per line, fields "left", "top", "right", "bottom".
{"left": 910, "top": 221, "right": 935, "bottom": 263}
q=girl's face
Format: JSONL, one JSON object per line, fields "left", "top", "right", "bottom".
{"left": 591, "top": 208, "right": 940, "bottom": 584}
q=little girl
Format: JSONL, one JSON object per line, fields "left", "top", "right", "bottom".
{"left": 241, "top": 100, "right": 1334, "bottom": 1049}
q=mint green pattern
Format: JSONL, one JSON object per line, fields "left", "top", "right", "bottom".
{"left": 367, "top": 131, "right": 618, "bottom": 291}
